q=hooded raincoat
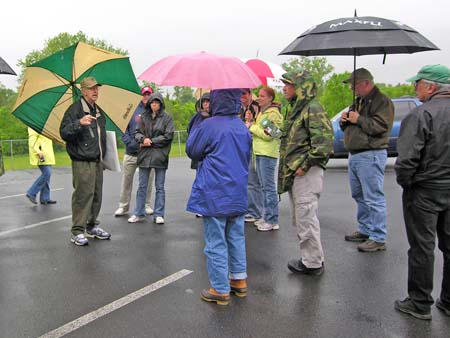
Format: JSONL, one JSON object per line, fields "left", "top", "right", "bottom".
{"left": 186, "top": 89, "right": 251, "bottom": 217}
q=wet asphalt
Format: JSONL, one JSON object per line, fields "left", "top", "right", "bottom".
{"left": 0, "top": 157, "right": 449, "bottom": 338}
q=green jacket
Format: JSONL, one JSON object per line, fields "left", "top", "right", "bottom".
{"left": 340, "top": 86, "right": 394, "bottom": 152}
{"left": 278, "top": 97, "right": 334, "bottom": 194}
{"left": 249, "top": 105, "right": 283, "bottom": 158}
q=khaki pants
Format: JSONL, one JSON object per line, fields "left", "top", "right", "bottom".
{"left": 118, "top": 154, "right": 154, "bottom": 210}
{"left": 289, "top": 166, "right": 324, "bottom": 269}
{"left": 71, "top": 160, "right": 103, "bottom": 235}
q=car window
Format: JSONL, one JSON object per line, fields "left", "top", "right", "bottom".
{"left": 393, "top": 101, "right": 414, "bottom": 121}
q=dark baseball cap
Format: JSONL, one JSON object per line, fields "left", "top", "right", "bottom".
{"left": 343, "top": 68, "right": 373, "bottom": 84}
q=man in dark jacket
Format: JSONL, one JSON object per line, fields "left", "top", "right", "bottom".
{"left": 114, "top": 86, "right": 154, "bottom": 217}
{"left": 60, "top": 77, "right": 111, "bottom": 246}
{"left": 187, "top": 89, "right": 251, "bottom": 305}
{"left": 340, "top": 68, "right": 394, "bottom": 252}
{"left": 394, "top": 64, "right": 450, "bottom": 320}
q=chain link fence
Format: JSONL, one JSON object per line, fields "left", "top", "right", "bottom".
{"left": 0, "top": 130, "right": 189, "bottom": 170}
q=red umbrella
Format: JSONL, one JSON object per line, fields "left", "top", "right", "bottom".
{"left": 138, "top": 51, "right": 261, "bottom": 89}
{"left": 242, "top": 58, "right": 285, "bottom": 85}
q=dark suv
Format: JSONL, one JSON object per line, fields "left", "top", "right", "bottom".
{"left": 331, "top": 97, "right": 421, "bottom": 158}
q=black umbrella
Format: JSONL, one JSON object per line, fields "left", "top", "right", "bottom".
{"left": 0, "top": 56, "right": 16, "bottom": 75}
{"left": 279, "top": 15, "right": 439, "bottom": 104}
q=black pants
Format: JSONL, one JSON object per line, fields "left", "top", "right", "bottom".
{"left": 402, "top": 186, "right": 450, "bottom": 311}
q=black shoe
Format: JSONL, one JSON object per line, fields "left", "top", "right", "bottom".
{"left": 287, "top": 259, "right": 324, "bottom": 276}
{"left": 394, "top": 297, "right": 431, "bottom": 320}
{"left": 26, "top": 194, "right": 37, "bottom": 205}
{"left": 41, "top": 200, "right": 57, "bottom": 204}
{"left": 436, "top": 298, "right": 450, "bottom": 316}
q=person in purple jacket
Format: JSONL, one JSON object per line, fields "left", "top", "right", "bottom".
{"left": 186, "top": 89, "right": 252, "bottom": 305}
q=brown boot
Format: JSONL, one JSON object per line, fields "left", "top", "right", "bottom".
{"left": 230, "top": 279, "right": 247, "bottom": 298}
{"left": 200, "top": 288, "right": 230, "bottom": 305}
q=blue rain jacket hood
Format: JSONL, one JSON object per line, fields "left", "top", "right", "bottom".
{"left": 186, "top": 89, "right": 251, "bottom": 217}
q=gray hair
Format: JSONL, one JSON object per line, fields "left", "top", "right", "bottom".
{"left": 422, "top": 79, "right": 450, "bottom": 91}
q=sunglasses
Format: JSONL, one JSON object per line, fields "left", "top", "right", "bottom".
{"left": 143, "top": 92, "right": 152, "bottom": 96}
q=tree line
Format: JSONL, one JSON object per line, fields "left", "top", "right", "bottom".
{"left": 0, "top": 32, "right": 415, "bottom": 141}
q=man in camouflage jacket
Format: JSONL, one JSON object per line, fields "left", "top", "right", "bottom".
{"left": 278, "top": 71, "right": 334, "bottom": 276}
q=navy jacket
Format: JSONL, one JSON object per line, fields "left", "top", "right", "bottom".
{"left": 186, "top": 89, "right": 251, "bottom": 217}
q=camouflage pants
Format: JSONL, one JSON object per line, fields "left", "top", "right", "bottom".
{"left": 288, "top": 166, "right": 324, "bottom": 269}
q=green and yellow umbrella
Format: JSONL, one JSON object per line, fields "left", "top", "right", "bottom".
{"left": 12, "top": 42, "right": 142, "bottom": 143}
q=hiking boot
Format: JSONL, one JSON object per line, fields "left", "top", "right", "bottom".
{"left": 230, "top": 279, "right": 247, "bottom": 298}
{"left": 436, "top": 298, "right": 450, "bottom": 316}
{"left": 145, "top": 206, "right": 154, "bottom": 215}
{"left": 26, "top": 194, "right": 37, "bottom": 205}
{"left": 200, "top": 288, "right": 230, "bottom": 305}
{"left": 154, "top": 216, "right": 165, "bottom": 224}
{"left": 244, "top": 214, "right": 256, "bottom": 223}
{"left": 114, "top": 207, "right": 127, "bottom": 217}
{"left": 357, "top": 240, "right": 386, "bottom": 252}
{"left": 86, "top": 227, "right": 111, "bottom": 240}
{"left": 394, "top": 297, "right": 431, "bottom": 320}
{"left": 257, "top": 221, "right": 279, "bottom": 232}
{"left": 70, "top": 233, "right": 88, "bottom": 246}
{"left": 344, "top": 231, "right": 369, "bottom": 242}
{"left": 287, "top": 259, "right": 324, "bottom": 276}
{"left": 128, "top": 215, "right": 144, "bottom": 223}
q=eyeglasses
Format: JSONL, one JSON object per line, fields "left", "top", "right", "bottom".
{"left": 143, "top": 92, "right": 152, "bottom": 96}
{"left": 414, "top": 80, "right": 421, "bottom": 90}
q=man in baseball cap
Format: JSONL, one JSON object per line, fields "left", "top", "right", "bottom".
{"left": 342, "top": 68, "right": 373, "bottom": 84}
{"left": 80, "top": 76, "right": 102, "bottom": 89}
{"left": 141, "top": 86, "right": 153, "bottom": 95}
{"left": 395, "top": 64, "right": 450, "bottom": 320}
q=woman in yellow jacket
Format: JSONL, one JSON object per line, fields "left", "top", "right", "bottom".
{"left": 26, "top": 127, "right": 56, "bottom": 204}
{"left": 245, "top": 87, "right": 283, "bottom": 231}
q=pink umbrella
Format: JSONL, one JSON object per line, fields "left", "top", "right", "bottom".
{"left": 138, "top": 51, "right": 261, "bottom": 89}
{"left": 242, "top": 58, "right": 285, "bottom": 85}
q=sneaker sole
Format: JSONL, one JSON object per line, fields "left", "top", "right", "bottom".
{"left": 257, "top": 227, "right": 279, "bottom": 232}
{"left": 395, "top": 302, "right": 431, "bottom": 320}
{"left": 70, "top": 239, "right": 88, "bottom": 246}
{"left": 85, "top": 234, "right": 110, "bottom": 240}
{"left": 436, "top": 299, "right": 450, "bottom": 316}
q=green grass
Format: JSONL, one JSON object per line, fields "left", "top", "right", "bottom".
{"left": 4, "top": 144, "right": 187, "bottom": 171}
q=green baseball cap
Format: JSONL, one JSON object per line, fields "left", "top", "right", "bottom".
{"left": 406, "top": 64, "right": 450, "bottom": 84}
{"left": 342, "top": 68, "right": 373, "bottom": 84}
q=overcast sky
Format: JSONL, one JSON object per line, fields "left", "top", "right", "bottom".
{"left": 1, "top": 0, "right": 449, "bottom": 90}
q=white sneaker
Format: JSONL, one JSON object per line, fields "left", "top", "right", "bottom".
{"left": 257, "top": 222, "right": 279, "bottom": 232}
{"left": 254, "top": 218, "right": 265, "bottom": 227}
{"left": 244, "top": 214, "right": 256, "bottom": 223}
{"left": 155, "top": 216, "right": 165, "bottom": 224}
{"left": 128, "top": 215, "right": 144, "bottom": 223}
{"left": 114, "top": 207, "right": 127, "bottom": 217}
{"left": 145, "top": 206, "right": 154, "bottom": 215}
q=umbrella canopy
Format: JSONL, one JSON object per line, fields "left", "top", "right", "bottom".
{"left": 11, "top": 42, "right": 141, "bottom": 143}
{"left": 280, "top": 16, "right": 439, "bottom": 57}
{"left": 242, "top": 58, "right": 285, "bottom": 86}
{"left": 138, "top": 51, "right": 261, "bottom": 89}
{"left": 0, "top": 56, "right": 16, "bottom": 75}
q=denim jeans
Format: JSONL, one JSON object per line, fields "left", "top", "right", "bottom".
{"left": 203, "top": 215, "right": 247, "bottom": 294}
{"left": 247, "top": 157, "right": 263, "bottom": 219}
{"left": 27, "top": 165, "right": 52, "bottom": 202}
{"left": 255, "top": 155, "right": 278, "bottom": 224}
{"left": 348, "top": 150, "right": 388, "bottom": 243}
{"left": 134, "top": 167, "right": 166, "bottom": 217}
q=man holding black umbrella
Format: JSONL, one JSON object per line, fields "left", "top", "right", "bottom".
{"left": 341, "top": 68, "right": 394, "bottom": 252}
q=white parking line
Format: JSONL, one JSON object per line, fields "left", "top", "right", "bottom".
{"left": 0, "top": 188, "right": 64, "bottom": 200}
{"left": 0, "top": 215, "right": 71, "bottom": 237}
{"left": 38, "top": 269, "right": 193, "bottom": 338}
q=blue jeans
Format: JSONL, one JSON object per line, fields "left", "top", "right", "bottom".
{"left": 255, "top": 155, "right": 278, "bottom": 224}
{"left": 203, "top": 215, "right": 247, "bottom": 294}
{"left": 27, "top": 165, "right": 52, "bottom": 202}
{"left": 247, "top": 157, "right": 263, "bottom": 219}
{"left": 349, "top": 150, "right": 388, "bottom": 243}
{"left": 135, "top": 167, "right": 166, "bottom": 217}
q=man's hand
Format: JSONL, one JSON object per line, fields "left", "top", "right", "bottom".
{"left": 347, "top": 110, "right": 360, "bottom": 124}
{"left": 142, "top": 137, "right": 152, "bottom": 147}
{"left": 80, "top": 115, "right": 96, "bottom": 126}
{"left": 294, "top": 168, "right": 306, "bottom": 176}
